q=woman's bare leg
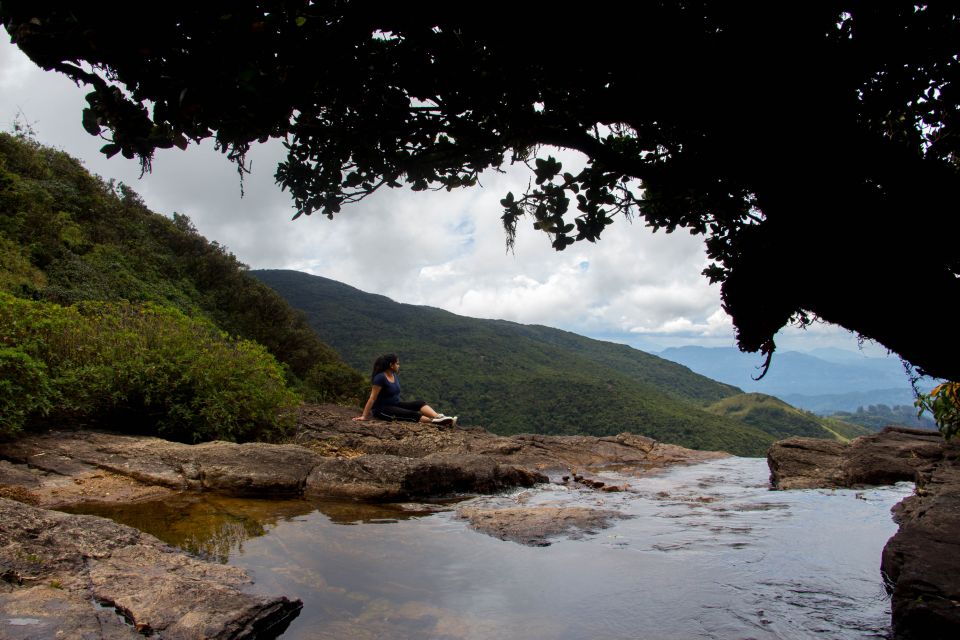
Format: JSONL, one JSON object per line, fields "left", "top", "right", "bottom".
{"left": 419, "top": 404, "right": 441, "bottom": 419}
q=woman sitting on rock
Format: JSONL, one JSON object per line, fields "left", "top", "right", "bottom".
{"left": 353, "top": 354, "right": 458, "bottom": 426}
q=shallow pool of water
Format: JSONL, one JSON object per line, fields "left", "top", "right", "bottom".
{"left": 69, "top": 457, "right": 913, "bottom": 639}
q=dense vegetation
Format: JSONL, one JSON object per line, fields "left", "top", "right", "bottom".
{"left": 0, "top": 294, "right": 298, "bottom": 441}
{"left": 0, "top": 132, "right": 364, "bottom": 440}
{"left": 255, "top": 270, "right": 872, "bottom": 456}
{"left": 828, "top": 404, "right": 936, "bottom": 432}
{"left": 705, "top": 393, "right": 870, "bottom": 442}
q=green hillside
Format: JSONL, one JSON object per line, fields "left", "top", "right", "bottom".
{"left": 0, "top": 132, "right": 364, "bottom": 440}
{"left": 254, "top": 269, "right": 783, "bottom": 455}
{"left": 706, "top": 393, "right": 871, "bottom": 442}
{"left": 0, "top": 130, "right": 867, "bottom": 455}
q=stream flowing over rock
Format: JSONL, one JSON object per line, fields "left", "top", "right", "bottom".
{"left": 768, "top": 427, "right": 960, "bottom": 639}
{"left": 0, "top": 404, "right": 725, "bottom": 638}
{"left": 4, "top": 407, "right": 957, "bottom": 638}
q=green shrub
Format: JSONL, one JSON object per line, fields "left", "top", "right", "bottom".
{"left": 0, "top": 293, "right": 300, "bottom": 442}
{"left": 916, "top": 382, "right": 960, "bottom": 440}
{"left": 300, "top": 362, "right": 367, "bottom": 405}
{"left": 0, "top": 132, "right": 364, "bottom": 408}
{"left": 0, "top": 347, "right": 53, "bottom": 438}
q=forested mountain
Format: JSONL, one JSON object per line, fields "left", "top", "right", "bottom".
{"left": 0, "top": 133, "right": 364, "bottom": 440}
{"left": 254, "top": 269, "right": 866, "bottom": 456}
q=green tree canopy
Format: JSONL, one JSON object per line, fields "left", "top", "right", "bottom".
{"left": 3, "top": 2, "right": 958, "bottom": 379}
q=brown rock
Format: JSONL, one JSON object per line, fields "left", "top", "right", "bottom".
{"left": 190, "top": 441, "right": 317, "bottom": 494}
{"left": 0, "top": 404, "right": 723, "bottom": 507}
{"left": 844, "top": 428, "right": 944, "bottom": 486}
{"left": 0, "top": 428, "right": 551, "bottom": 505}
{"left": 881, "top": 450, "right": 960, "bottom": 640}
{"left": 0, "top": 497, "right": 301, "bottom": 639}
{"left": 294, "top": 404, "right": 727, "bottom": 473}
{"left": 0, "top": 460, "right": 42, "bottom": 488}
{"left": 305, "top": 453, "right": 547, "bottom": 501}
{"left": 0, "top": 484, "right": 39, "bottom": 505}
{"left": 0, "top": 431, "right": 317, "bottom": 497}
{"left": 768, "top": 427, "right": 943, "bottom": 490}
{"left": 457, "top": 505, "right": 626, "bottom": 546}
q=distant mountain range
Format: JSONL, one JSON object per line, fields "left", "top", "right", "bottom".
{"left": 658, "top": 346, "right": 936, "bottom": 417}
{"left": 254, "top": 270, "right": 872, "bottom": 456}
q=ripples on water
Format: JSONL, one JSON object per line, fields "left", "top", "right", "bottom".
{"left": 69, "top": 457, "right": 913, "bottom": 639}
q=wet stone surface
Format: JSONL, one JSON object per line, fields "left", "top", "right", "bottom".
{"left": 0, "top": 497, "right": 301, "bottom": 639}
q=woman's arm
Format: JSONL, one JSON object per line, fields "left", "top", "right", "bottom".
{"left": 354, "top": 385, "right": 381, "bottom": 421}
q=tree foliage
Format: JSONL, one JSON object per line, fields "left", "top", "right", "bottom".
{"left": 916, "top": 382, "right": 960, "bottom": 440}
{"left": 2, "top": 2, "right": 958, "bottom": 379}
{"left": 0, "top": 345, "right": 53, "bottom": 438}
{"left": 0, "top": 131, "right": 367, "bottom": 405}
{"left": 0, "top": 293, "right": 300, "bottom": 442}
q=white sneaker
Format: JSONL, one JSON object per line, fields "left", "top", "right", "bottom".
{"left": 432, "top": 415, "right": 456, "bottom": 427}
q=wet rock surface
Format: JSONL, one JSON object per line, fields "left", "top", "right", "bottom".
{"left": 881, "top": 448, "right": 960, "bottom": 640}
{"left": 457, "top": 504, "right": 626, "bottom": 546}
{"left": 0, "top": 404, "right": 731, "bottom": 639}
{"left": 767, "top": 426, "right": 960, "bottom": 639}
{"left": 306, "top": 453, "right": 546, "bottom": 502}
{"left": 0, "top": 497, "right": 301, "bottom": 639}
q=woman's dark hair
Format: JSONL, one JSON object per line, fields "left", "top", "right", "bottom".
{"left": 371, "top": 354, "right": 398, "bottom": 381}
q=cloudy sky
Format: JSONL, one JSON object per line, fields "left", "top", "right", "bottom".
{"left": 0, "top": 35, "right": 888, "bottom": 359}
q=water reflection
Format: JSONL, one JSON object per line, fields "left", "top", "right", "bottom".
{"left": 62, "top": 458, "right": 914, "bottom": 639}
{"left": 63, "top": 495, "right": 453, "bottom": 563}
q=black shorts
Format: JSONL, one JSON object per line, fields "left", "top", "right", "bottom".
{"left": 373, "top": 400, "right": 427, "bottom": 422}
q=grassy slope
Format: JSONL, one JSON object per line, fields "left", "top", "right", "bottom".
{"left": 254, "top": 269, "right": 784, "bottom": 456}
{"left": 706, "top": 393, "right": 872, "bottom": 442}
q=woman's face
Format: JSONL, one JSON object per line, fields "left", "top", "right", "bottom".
{"left": 390, "top": 359, "right": 400, "bottom": 372}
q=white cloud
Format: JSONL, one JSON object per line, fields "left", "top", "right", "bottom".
{"left": 0, "top": 40, "right": 34, "bottom": 92}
